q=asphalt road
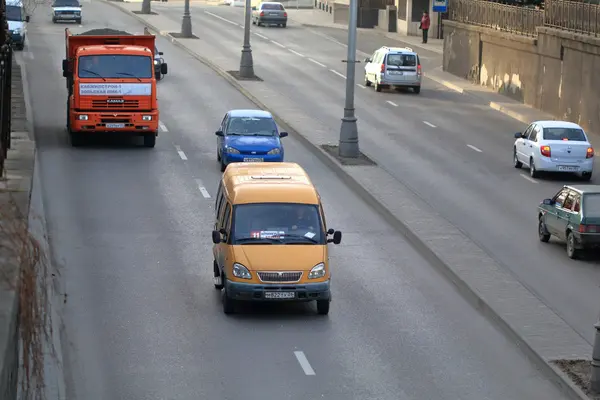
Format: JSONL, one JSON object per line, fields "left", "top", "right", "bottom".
{"left": 22, "top": 1, "right": 569, "bottom": 399}
{"left": 148, "top": 2, "right": 600, "bottom": 345}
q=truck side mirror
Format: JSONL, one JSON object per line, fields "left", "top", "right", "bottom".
{"left": 25, "top": 15, "right": 30, "bottom": 22}
{"left": 158, "top": 51, "right": 163, "bottom": 55}
{"left": 62, "top": 59, "right": 69, "bottom": 77}
{"left": 160, "top": 63, "right": 168, "bottom": 75}
{"left": 252, "top": 6, "right": 257, "bottom": 10}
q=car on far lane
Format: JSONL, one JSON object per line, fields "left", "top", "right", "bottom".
{"left": 215, "top": 109, "right": 288, "bottom": 172}
{"left": 363, "top": 46, "right": 422, "bottom": 94}
{"left": 513, "top": 120, "right": 594, "bottom": 180}
{"left": 538, "top": 185, "right": 600, "bottom": 259}
{"left": 51, "top": 0, "right": 82, "bottom": 24}
{"left": 154, "top": 45, "right": 168, "bottom": 80}
{"left": 251, "top": 2, "right": 288, "bottom": 27}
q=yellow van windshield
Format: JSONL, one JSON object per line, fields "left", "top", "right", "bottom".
{"left": 231, "top": 203, "right": 324, "bottom": 244}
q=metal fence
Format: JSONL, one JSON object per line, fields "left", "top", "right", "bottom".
{"left": 544, "top": 0, "right": 600, "bottom": 36}
{"left": 448, "top": 0, "right": 544, "bottom": 36}
{"left": 0, "top": 18, "right": 12, "bottom": 176}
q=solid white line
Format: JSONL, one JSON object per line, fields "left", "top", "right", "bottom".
{"left": 520, "top": 173, "right": 538, "bottom": 184}
{"left": 423, "top": 121, "right": 437, "bottom": 128}
{"left": 294, "top": 351, "right": 315, "bottom": 376}
{"left": 204, "top": 10, "right": 238, "bottom": 25}
{"left": 288, "top": 49, "right": 304, "bottom": 57}
{"left": 237, "top": 24, "right": 244, "bottom": 28}
{"left": 330, "top": 69, "right": 346, "bottom": 79}
{"left": 270, "top": 40, "right": 286, "bottom": 48}
{"left": 466, "top": 144, "right": 482, "bottom": 153}
{"left": 159, "top": 121, "right": 168, "bottom": 132}
{"left": 174, "top": 145, "right": 188, "bottom": 160}
{"left": 386, "top": 100, "right": 398, "bottom": 107}
{"left": 308, "top": 58, "right": 326, "bottom": 68}
{"left": 195, "top": 179, "right": 211, "bottom": 198}
{"left": 357, "top": 84, "right": 366, "bottom": 89}
{"left": 254, "top": 32, "right": 268, "bottom": 39}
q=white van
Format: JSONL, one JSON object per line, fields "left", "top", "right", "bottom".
{"left": 6, "top": 0, "right": 29, "bottom": 51}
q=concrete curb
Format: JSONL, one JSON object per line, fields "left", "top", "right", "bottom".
{"left": 104, "top": 3, "right": 591, "bottom": 399}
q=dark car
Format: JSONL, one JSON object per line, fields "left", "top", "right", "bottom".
{"left": 538, "top": 185, "right": 600, "bottom": 258}
{"left": 154, "top": 46, "right": 168, "bottom": 80}
{"left": 251, "top": 2, "right": 288, "bottom": 28}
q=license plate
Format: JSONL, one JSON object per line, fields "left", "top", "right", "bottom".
{"left": 243, "top": 157, "right": 263, "bottom": 162}
{"left": 389, "top": 71, "right": 403, "bottom": 75}
{"left": 106, "top": 123, "right": 125, "bottom": 129}
{"left": 270, "top": 12, "right": 277, "bottom": 14}
{"left": 558, "top": 166, "right": 579, "bottom": 171}
{"left": 265, "top": 291, "right": 295, "bottom": 299}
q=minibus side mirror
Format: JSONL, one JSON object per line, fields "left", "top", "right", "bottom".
{"left": 327, "top": 230, "right": 342, "bottom": 244}
{"left": 212, "top": 230, "right": 222, "bottom": 244}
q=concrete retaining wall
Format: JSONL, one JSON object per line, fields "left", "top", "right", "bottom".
{"left": 443, "top": 19, "right": 600, "bottom": 134}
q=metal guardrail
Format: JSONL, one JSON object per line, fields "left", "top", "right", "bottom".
{"left": 544, "top": 0, "right": 600, "bottom": 36}
{"left": 0, "top": 35, "right": 13, "bottom": 176}
{"left": 448, "top": 0, "right": 543, "bottom": 36}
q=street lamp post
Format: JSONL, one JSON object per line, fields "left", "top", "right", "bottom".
{"left": 181, "top": 0, "right": 193, "bottom": 38}
{"left": 239, "top": 0, "right": 255, "bottom": 78}
{"left": 141, "top": 0, "right": 151, "bottom": 14}
{"left": 338, "top": 0, "right": 359, "bottom": 158}
{"left": 591, "top": 319, "right": 600, "bottom": 393}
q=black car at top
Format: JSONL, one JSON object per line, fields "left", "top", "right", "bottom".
{"left": 538, "top": 184, "right": 600, "bottom": 259}
{"left": 154, "top": 46, "right": 167, "bottom": 80}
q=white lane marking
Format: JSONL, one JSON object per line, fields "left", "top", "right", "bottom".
{"left": 288, "top": 49, "right": 304, "bottom": 57}
{"left": 159, "top": 120, "right": 169, "bottom": 132}
{"left": 466, "top": 144, "right": 482, "bottom": 153}
{"left": 204, "top": 10, "right": 238, "bottom": 26}
{"left": 237, "top": 24, "right": 244, "bottom": 28}
{"left": 195, "top": 179, "right": 211, "bottom": 198}
{"left": 270, "top": 40, "right": 286, "bottom": 48}
{"left": 520, "top": 173, "right": 538, "bottom": 184}
{"left": 174, "top": 145, "right": 188, "bottom": 160}
{"left": 357, "top": 84, "right": 366, "bottom": 89}
{"left": 254, "top": 32, "right": 268, "bottom": 39}
{"left": 423, "top": 121, "right": 437, "bottom": 128}
{"left": 308, "top": 58, "right": 326, "bottom": 68}
{"left": 386, "top": 100, "right": 398, "bottom": 107}
{"left": 330, "top": 69, "right": 346, "bottom": 79}
{"left": 294, "top": 351, "right": 315, "bottom": 376}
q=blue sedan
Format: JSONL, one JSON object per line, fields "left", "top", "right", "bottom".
{"left": 216, "top": 109, "right": 288, "bottom": 172}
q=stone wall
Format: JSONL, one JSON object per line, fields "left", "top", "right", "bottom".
{"left": 442, "top": 19, "right": 600, "bottom": 134}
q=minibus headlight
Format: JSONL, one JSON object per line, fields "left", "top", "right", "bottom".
{"left": 232, "top": 263, "right": 251, "bottom": 279}
{"left": 308, "top": 263, "right": 326, "bottom": 279}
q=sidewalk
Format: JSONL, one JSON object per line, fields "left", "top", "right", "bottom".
{"left": 104, "top": 2, "right": 595, "bottom": 399}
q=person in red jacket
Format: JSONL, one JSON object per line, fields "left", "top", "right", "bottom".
{"left": 419, "top": 11, "right": 431, "bottom": 43}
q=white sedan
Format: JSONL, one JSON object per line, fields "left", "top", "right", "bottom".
{"left": 513, "top": 120, "right": 594, "bottom": 181}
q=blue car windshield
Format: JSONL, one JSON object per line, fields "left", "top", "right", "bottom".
{"left": 78, "top": 55, "right": 153, "bottom": 79}
{"left": 227, "top": 116, "right": 278, "bottom": 136}
{"left": 231, "top": 203, "right": 324, "bottom": 245}
{"left": 6, "top": 5, "right": 22, "bottom": 21}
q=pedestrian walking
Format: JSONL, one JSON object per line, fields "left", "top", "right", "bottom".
{"left": 419, "top": 11, "right": 430, "bottom": 44}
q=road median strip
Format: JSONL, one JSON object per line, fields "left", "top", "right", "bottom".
{"left": 103, "top": 2, "right": 595, "bottom": 398}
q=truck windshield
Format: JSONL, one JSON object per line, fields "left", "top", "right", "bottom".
{"left": 78, "top": 55, "right": 153, "bottom": 79}
{"left": 231, "top": 203, "right": 325, "bottom": 245}
{"left": 6, "top": 5, "right": 23, "bottom": 21}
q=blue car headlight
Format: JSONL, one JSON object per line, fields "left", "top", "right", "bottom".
{"left": 267, "top": 148, "right": 281, "bottom": 155}
{"left": 226, "top": 147, "right": 240, "bottom": 154}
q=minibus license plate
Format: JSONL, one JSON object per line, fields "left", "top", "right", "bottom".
{"left": 265, "top": 291, "right": 295, "bottom": 299}
{"left": 106, "top": 123, "right": 125, "bottom": 129}
{"left": 243, "top": 157, "right": 263, "bottom": 162}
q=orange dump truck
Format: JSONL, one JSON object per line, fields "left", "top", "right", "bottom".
{"left": 61, "top": 28, "right": 167, "bottom": 148}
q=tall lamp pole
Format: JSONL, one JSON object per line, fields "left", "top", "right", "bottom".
{"left": 181, "top": 0, "right": 193, "bottom": 38}
{"left": 338, "top": 0, "right": 359, "bottom": 158}
{"left": 239, "top": 0, "right": 255, "bottom": 77}
{"left": 141, "top": 0, "right": 151, "bottom": 14}
{"left": 591, "top": 318, "right": 600, "bottom": 393}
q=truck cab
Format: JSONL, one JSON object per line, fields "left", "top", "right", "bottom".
{"left": 62, "top": 28, "right": 168, "bottom": 147}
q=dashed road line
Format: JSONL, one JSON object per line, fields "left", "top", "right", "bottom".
{"left": 466, "top": 144, "right": 482, "bottom": 153}
{"left": 195, "top": 179, "right": 211, "bottom": 198}
{"left": 174, "top": 145, "right": 188, "bottom": 160}
{"left": 330, "top": 69, "right": 346, "bottom": 79}
{"left": 204, "top": 10, "right": 238, "bottom": 26}
{"left": 294, "top": 351, "right": 315, "bottom": 376}
{"left": 520, "top": 173, "right": 538, "bottom": 184}
{"left": 386, "top": 100, "right": 398, "bottom": 107}
{"left": 159, "top": 120, "right": 168, "bottom": 132}
{"left": 423, "top": 121, "right": 437, "bottom": 128}
{"left": 254, "top": 32, "right": 268, "bottom": 39}
{"left": 270, "top": 40, "right": 286, "bottom": 48}
{"left": 308, "top": 58, "right": 326, "bottom": 68}
{"left": 288, "top": 49, "right": 304, "bottom": 57}
{"left": 357, "top": 84, "right": 366, "bottom": 89}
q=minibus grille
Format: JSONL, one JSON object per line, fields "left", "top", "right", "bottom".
{"left": 257, "top": 271, "right": 302, "bottom": 283}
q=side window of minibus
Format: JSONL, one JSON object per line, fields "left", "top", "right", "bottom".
{"left": 319, "top": 201, "right": 327, "bottom": 231}
{"left": 215, "top": 192, "right": 225, "bottom": 229}
{"left": 222, "top": 203, "right": 232, "bottom": 240}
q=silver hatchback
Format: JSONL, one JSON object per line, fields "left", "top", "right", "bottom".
{"left": 363, "top": 46, "right": 422, "bottom": 94}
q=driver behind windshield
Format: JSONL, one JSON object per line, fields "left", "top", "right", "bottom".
{"left": 290, "top": 207, "right": 316, "bottom": 232}
{"left": 228, "top": 117, "right": 277, "bottom": 136}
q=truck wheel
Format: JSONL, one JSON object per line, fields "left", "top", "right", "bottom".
{"left": 156, "top": 71, "right": 162, "bottom": 81}
{"left": 143, "top": 134, "right": 156, "bottom": 148}
{"left": 70, "top": 132, "right": 84, "bottom": 147}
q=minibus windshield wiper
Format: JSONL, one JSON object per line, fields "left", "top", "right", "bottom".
{"left": 236, "top": 237, "right": 277, "bottom": 244}
{"left": 280, "top": 234, "right": 319, "bottom": 244}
